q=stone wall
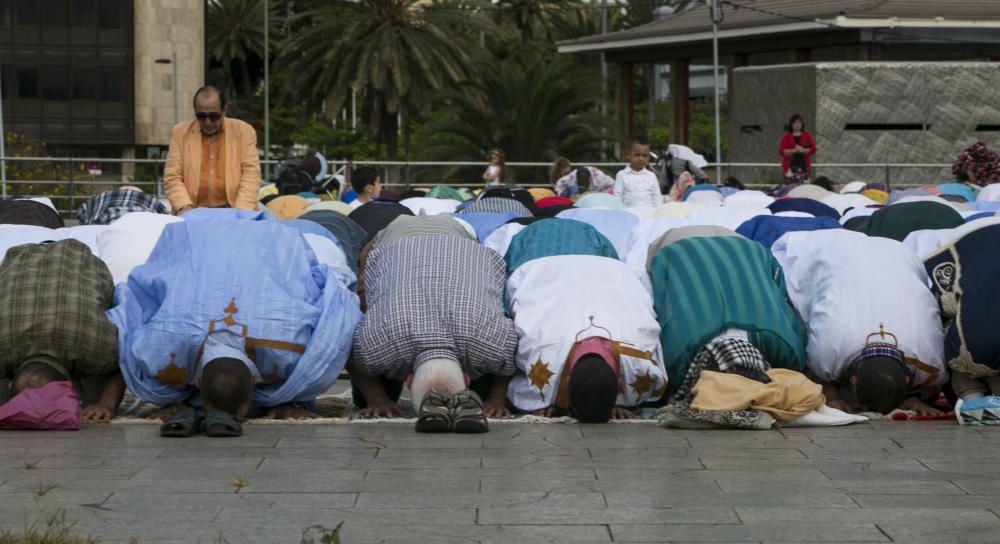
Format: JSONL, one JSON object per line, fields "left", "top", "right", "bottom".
{"left": 728, "top": 64, "right": 816, "bottom": 184}
{"left": 133, "top": 0, "right": 205, "bottom": 147}
{"left": 729, "top": 62, "right": 1000, "bottom": 187}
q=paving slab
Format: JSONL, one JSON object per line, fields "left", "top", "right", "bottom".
{"left": 0, "top": 422, "right": 997, "bottom": 543}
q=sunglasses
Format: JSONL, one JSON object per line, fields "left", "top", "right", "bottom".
{"left": 196, "top": 112, "right": 222, "bottom": 122}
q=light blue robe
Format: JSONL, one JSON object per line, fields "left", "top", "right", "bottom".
{"left": 108, "top": 218, "right": 362, "bottom": 407}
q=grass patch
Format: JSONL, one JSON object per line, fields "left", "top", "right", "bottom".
{"left": 230, "top": 474, "right": 249, "bottom": 492}
{"left": 30, "top": 483, "right": 58, "bottom": 501}
{"left": 0, "top": 510, "right": 98, "bottom": 544}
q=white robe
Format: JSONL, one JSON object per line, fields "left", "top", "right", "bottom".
{"left": 97, "top": 212, "right": 183, "bottom": 284}
{"left": 771, "top": 229, "right": 947, "bottom": 385}
{"left": 506, "top": 255, "right": 667, "bottom": 412}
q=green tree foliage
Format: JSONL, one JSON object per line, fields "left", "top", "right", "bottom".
{"left": 206, "top": 0, "right": 282, "bottom": 100}
{"left": 492, "top": 0, "right": 579, "bottom": 43}
{"left": 278, "top": 0, "right": 490, "bottom": 161}
{"left": 290, "top": 116, "right": 376, "bottom": 160}
{"left": 417, "top": 47, "right": 610, "bottom": 182}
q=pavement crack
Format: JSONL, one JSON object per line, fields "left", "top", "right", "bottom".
{"left": 875, "top": 523, "right": 894, "bottom": 542}
{"left": 605, "top": 524, "right": 614, "bottom": 542}
{"left": 360, "top": 438, "right": 386, "bottom": 450}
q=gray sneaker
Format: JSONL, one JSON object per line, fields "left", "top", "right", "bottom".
{"left": 415, "top": 390, "right": 452, "bottom": 433}
{"left": 450, "top": 389, "right": 489, "bottom": 433}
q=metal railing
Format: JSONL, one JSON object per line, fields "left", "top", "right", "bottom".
{"left": 0, "top": 155, "right": 955, "bottom": 217}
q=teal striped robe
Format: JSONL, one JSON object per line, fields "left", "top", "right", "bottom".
{"left": 650, "top": 236, "right": 808, "bottom": 394}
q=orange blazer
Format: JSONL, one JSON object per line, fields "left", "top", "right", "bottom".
{"left": 163, "top": 117, "right": 261, "bottom": 212}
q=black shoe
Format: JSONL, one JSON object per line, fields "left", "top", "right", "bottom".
{"left": 160, "top": 406, "right": 201, "bottom": 437}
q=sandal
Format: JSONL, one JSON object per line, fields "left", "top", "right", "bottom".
{"left": 450, "top": 390, "right": 489, "bottom": 434}
{"left": 201, "top": 407, "right": 243, "bottom": 437}
{"left": 160, "top": 406, "right": 201, "bottom": 437}
{"left": 415, "top": 390, "right": 452, "bottom": 433}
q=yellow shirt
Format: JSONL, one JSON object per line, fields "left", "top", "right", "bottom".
{"left": 197, "top": 126, "right": 227, "bottom": 208}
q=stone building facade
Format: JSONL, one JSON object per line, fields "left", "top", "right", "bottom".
{"left": 729, "top": 62, "right": 1000, "bottom": 186}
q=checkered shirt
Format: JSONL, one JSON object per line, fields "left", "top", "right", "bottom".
{"left": 0, "top": 239, "right": 118, "bottom": 378}
{"left": 75, "top": 190, "right": 169, "bottom": 225}
{"left": 458, "top": 197, "right": 532, "bottom": 217}
{"left": 351, "top": 235, "right": 518, "bottom": 380}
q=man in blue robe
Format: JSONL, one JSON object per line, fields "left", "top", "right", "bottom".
{"left": 108, "top": 217, "right": 362, "bottom": 436}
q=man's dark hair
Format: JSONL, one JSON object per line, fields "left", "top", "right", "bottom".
{"left": 193, "top": 85, "right": 228, "bottom": 109}
{"left": 295, "top": 156, "right": 322, "bottom": 179}
{"left": 351, "top": 166, "right": 381, "bottom": 194}
{"left": 854, "top": 357, "right": 908, "bottom": 414}
{"left": 201, "top": 358, "right": 253, "bottom": 416}
{"left": 569, "top": 355, "right": 618, "bottom": 423}
{"left": 576, "top": 167, "right": 592, "bottom": 193}
{"left": 812, "top": 176, "right": 835, "bottom": 191}
{"left": 629, "top": 136, "right": 650, "bottom": 149}
{"left": 723, "top": 176, "right": 745, "bottom": 190}
{"left": 12, "top": 362, "right": 68, "bottom": 394}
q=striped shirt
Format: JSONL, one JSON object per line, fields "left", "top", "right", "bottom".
{"left": 0, "top": 239, "right": 118, "bottom": 379}
{"left": 649, "top": 236, "right": 807, "bottom": 394}
{"left": 352, "top": 236, "right": 518, "bottom": 380}
{"left": 505, "top": 219, "right": 619, "bottom": 278}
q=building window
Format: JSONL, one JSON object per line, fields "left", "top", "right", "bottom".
{"left": 16, "top": 67, "right": 38, "bottom": 98}
{"left": 72, "top": 68, "right": 97, "bottom": 100}
{"left": 99, "top": 66, "right": 123, "bottom": 102}
{"left": 0, "top": 0, "right": 10, "bottom": 28}
{"left": 14, "top": 0, "right": 36, "bottom": 25}
{"left": 41, "top": 0, "right": 68, "bottom": 27}
{"left": 72, "top": 0, "right": 96, "bottom": 26}
{"left": 98, "top": 0, "right": 122, "bottom": 29}
{"left": 41, "top": 66, "right": 70, "bottom": 100}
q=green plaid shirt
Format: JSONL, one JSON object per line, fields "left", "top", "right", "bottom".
{"left": 0, "top": 239, "right": 118, "bottom": 379}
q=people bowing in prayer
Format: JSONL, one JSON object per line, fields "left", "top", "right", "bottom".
{"left": 502, "top": 219, "right": 666, "bottom": 421}
{"left": 924, "top": 224, "right": 1000, "bottom": 422}
{"left": 349, "top": 233, "right": 517, "bottom": 433}
{"left": 0, "top": 239, "right": 124, "bottom": 427}
{"left": 773, "top": 229, "right": 948, "bottom": 415}
{"left": 649, "top": 231, "right": 808, "bottom": 404}
{"left": 109, "top": 215, "right": 362, "bottom": 437}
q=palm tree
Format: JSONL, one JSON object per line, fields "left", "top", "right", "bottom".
{"left": 418, "top": 48, "right": 611, "bottom": 182}
{"left": 206, "top": 0, "right": 282, "bottom": 100}
{"left": 492, "top": 0, "right": 580, "bottom": 43}
{"left": 278, "top": 0, "right": 490, "bottom": 161}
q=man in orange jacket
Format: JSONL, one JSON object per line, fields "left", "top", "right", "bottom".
{"left": 163, "top": 86, "right": 261, "bottom": 214}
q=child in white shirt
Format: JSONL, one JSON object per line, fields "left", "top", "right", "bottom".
{"left": 613, "top": 138, "right": 661, "bottom": 208}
